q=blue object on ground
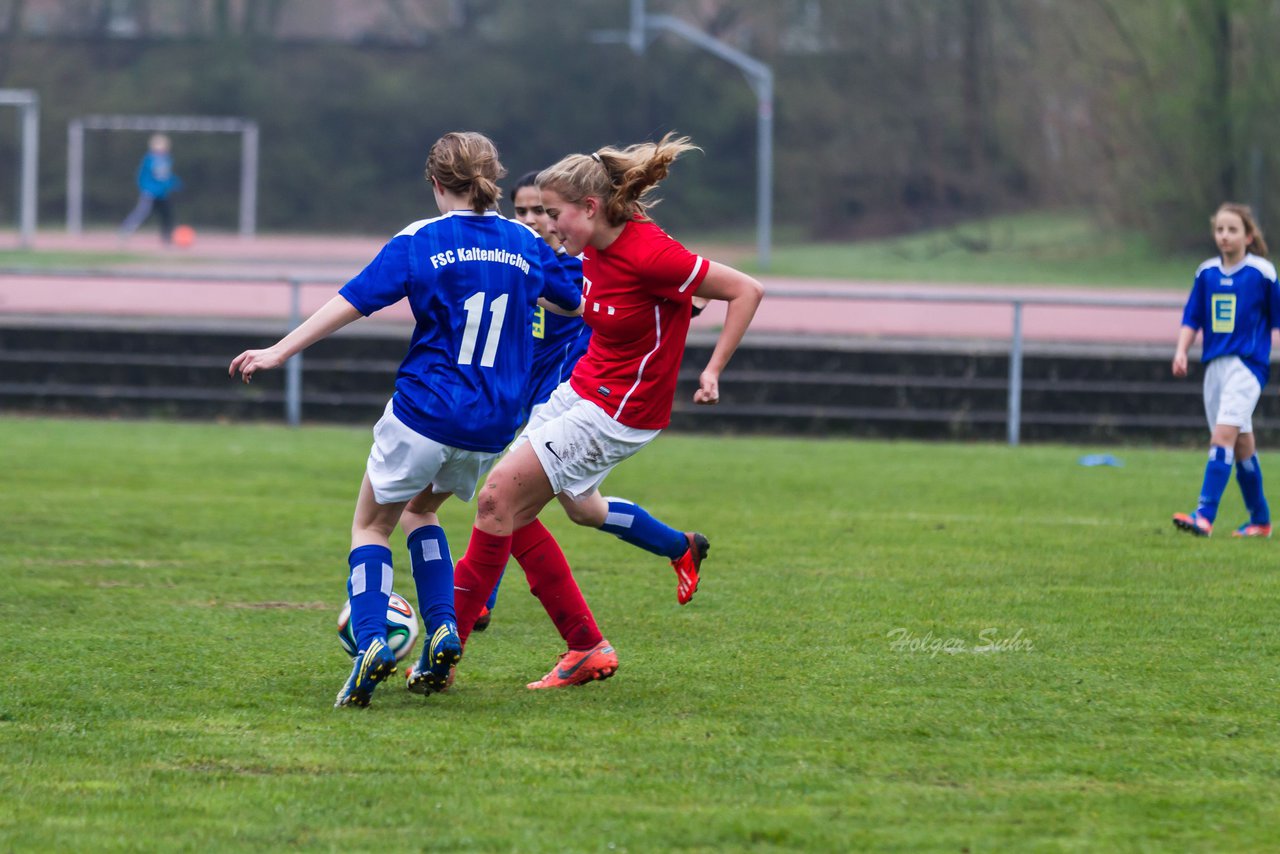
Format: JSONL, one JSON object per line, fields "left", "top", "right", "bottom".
{"left": 1078, "top": 454, "right": 1123, "bottom": 467}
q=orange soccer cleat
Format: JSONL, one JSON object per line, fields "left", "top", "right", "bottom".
{"left": 1172, "top": 512, "right": 1213, "bottom": 537}
{"left": 526, "top": 639, "right": 618, "bottom": 690}
{"left": 1233, "top": 522, "right": 1272, "bottom": 538}
{"left": 671, "top": 532, "right": 710, "bottom": 605}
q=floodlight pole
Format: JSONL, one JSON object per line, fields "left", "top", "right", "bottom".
{"left": 598, "top": 1, "right": 774, "bottom": 269}
{"left": 1, "top": 89, "right": 40, "bottom": 248}
{"left": 67, "top": 119, "right": 85, "bottom": 234}
{"left": 641, "top": 14, "right": 773, "bottom": 270}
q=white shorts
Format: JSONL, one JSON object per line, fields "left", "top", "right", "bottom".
{"left": 366, "top": 400, "right": 500, "bottom": 504}
{"left": 511, "top": 381, "right": 660, "bottom": 500}
{"left": 1203, "top": 356, "right": 1261, "bottom": 433}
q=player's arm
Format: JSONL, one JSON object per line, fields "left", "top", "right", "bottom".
{"left": 536, "top": 240, "right": 584, "bottom": 316}
{"left": 1173, "top": 278, "right": 1205, "bottom": 379}
{"left": 690, "top": 262, "right": 765, "bottom": 404}
{"left": 229, "top": 295, "right": 362, "bottom": 383}
{"left": 1171, "top": 325, "right": 1196, "bottom": 378}
{"left": 539, "top": 295, "right": 583, "bottom": 317}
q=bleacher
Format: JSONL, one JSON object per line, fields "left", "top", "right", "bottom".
{"left": 0, "top": 314, "right": 1256, "bottom": 445}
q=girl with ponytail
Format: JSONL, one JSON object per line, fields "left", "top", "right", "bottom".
{"left": 229, "top": 131, "right": 583, "bottom": 706}
{"left": 451, "top": 132, "right": 764, "bottom": 690}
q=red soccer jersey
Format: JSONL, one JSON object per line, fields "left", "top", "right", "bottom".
{"left": 569, "top": 218, "right": 709, "bottom": 428}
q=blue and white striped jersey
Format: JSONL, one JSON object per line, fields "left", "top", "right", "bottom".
{"left": 340, "top": 210, "right": 582, "bottom": 452}
{"left": 1182, "top": 253, "right": 1280, "bottom": 387}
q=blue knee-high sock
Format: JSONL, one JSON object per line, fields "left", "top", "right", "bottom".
{"left": 1236, "top": 454, "right": 1271, "bottom": 525}
{"left": 485, "top": 567, "right": 505, "bottom": 610}
{"left": 406, "top": 525, "right": 455, "bottom": 635}
{"left": 348, "top": 544, "right": 393, "bottom": 652}
{"left": 1196, "top": 446, "right": 1235, "bottom": 524}
{"left": 599, "top": 498, "right": 688, "bottom": 559}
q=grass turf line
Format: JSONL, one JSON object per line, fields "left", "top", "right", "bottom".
{"left": 1, "top": 416, "right": 1277, "bottom": 850}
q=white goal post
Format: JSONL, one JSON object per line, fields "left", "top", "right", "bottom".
{"left": 1, "top": 89, "right": 40, "bottom": 248}
{"left": 66, "top": 114, "right": 259, "bottom": 236}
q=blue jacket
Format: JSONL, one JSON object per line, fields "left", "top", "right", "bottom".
{"left": 137, "top": 152, "right": 180, "bottom": 199}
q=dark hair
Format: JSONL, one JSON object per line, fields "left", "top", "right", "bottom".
{"left": 536, "top": 132, "right": 700, "bottom": 227}
{"left": 1213, "top": 203, "right": 1269, "bottom": 258}
{"left": 509, "top": 170, "right": 540, "bottom": 203}
{"left": 425, "top": 132, "right": 507, "bottom": 214}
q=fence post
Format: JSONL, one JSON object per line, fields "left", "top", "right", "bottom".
{"left": 1007, "top": 300, "right": 1024, "bottom": 446}
{"left": 67, "top": 120, "right": 84, "bottom": 234}
{"left": 285, "top": 277, "right": 302, "bottom": 427}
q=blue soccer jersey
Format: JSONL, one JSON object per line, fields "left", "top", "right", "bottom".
{"left": 339, "top": 210, "right": 581, "bottom": 453}
{"left": 523, "top": 250, "right": 592, "bottom": 418}
{"left": 1181, "top": 253, "right": 1280, "bottom": 387}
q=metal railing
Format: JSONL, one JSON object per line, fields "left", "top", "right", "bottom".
{"left": 0, "top": 266, "right": 332, "bottom": 428}
{"left": 756, "top": 286, "right": 1185, "bottom": 443}
{"left": 0, "top": 267, "right": 1186, "bottom": 443}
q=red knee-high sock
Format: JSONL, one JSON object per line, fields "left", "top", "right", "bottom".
{"left": 512, "top": 519, "right": 603, "bottom": 651}
{"left": 454, "top": 526, "right": 512, "bottom": 646}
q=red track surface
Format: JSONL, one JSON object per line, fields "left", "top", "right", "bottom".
{"left": 0, "top": 230, "right": 1187, "bottom": 345}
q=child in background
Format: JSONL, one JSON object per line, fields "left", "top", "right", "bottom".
{"left": 119, "top": 134, "right": 182, "bottom": 244}
{"left": 1171, "top": 202, "right": 1280, "bottom": 538}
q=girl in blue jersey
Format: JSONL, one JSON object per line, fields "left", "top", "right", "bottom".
{"left": 1172, "top": 203, "right": 1280, "bottom": 538}
{"left": 228, "top": 132, "right": 582, "bottom": 707}
{"left": 464, "top": 172, "right": 710, "bottom": 632}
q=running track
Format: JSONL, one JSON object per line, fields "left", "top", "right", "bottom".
{"left": 0, "top": 230, "right": 1187, "bottom": 346}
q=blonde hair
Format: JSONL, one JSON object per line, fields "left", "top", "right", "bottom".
{"left": 425, "top": 132, "right": 506, "bottom": 214}
{"left": 1213, "top": 202, "right": 1269, "bottom": 258}
{"left": 537, "top": 132, "right": 700, "bottom": 227}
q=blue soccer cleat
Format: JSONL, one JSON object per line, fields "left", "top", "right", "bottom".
{"left": 334, "top": 639, "right": 397, "bottom": 708}
{"left": 405, "top": 620, "right": 462, "bottom": 696}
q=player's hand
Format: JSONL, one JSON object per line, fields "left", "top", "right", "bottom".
{"left": 229, "top": 348, "right": 284, "bottom": 383}
{"left": 1171, "top": 352, "right": 1188, "bottom": 378}
{"left": 693, "top": 370, "right": 720, "bottom": 405}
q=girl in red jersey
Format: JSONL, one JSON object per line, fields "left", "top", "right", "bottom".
{"left": 450, "top": 133, "right": 764, "bottom": 689}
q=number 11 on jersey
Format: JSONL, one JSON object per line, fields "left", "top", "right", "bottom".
{"left": 457, "top": 292, "right": 508, "bottom": 367}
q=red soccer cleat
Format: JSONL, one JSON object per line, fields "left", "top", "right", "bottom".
{"left": 671, "top": 532, "right": 709, "bottom": 605}
{"left": 526, "top": 639, "right": 618, "bottom": 690}
{"left": 1233, "top": 522, "right": 1272, "bottom": 538}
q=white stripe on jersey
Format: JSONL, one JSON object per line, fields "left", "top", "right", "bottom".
{"left": 1196, "top": 253, "right": 1278, "bottom": 282}
{"left": 677, "top": 256, "right": 707, "bottom": 293}
{"left": 612, "top": 305, "right": 663, "bottom": 420}
{"left": 395, "top": 209, "right": 502, "bottom": 237}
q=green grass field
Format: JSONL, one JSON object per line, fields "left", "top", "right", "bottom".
{"left": 0, "top": 249, "right": 143, "bottom": 269}
{"left": 2, "top": 416, "right": 1278, "bottom": 851}
{"left": 735, "top": 211, "right": 1200, "bottom": 288}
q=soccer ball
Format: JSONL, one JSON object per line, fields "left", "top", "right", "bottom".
{"left": 172, "top": 224, "right": 196, "bottom": 248}
{"left": 336, "top": 593, "right": 420, "bottom": 662}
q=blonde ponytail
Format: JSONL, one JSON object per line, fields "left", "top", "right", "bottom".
{"left": 538, "top": 132, "right": 700, "bottom": 226}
